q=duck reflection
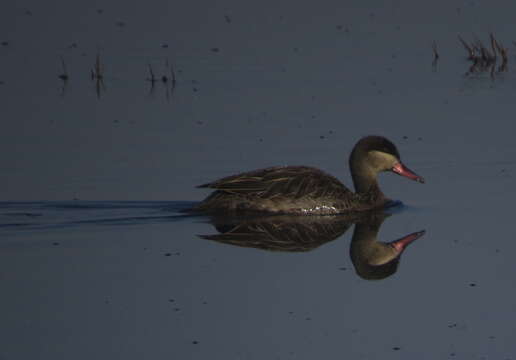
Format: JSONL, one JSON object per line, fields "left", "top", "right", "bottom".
{"left": 200, "top": 213, "right": 424, "bottom": 280}
{"left": 349, "top": 214, "right": 424, "bottom": 280}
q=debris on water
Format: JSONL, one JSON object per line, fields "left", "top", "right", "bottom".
{"left": 305, "top": 317, "right": 311, "bottom": 321}
{"left": 161, "top": 43, "right": 168, "bottom": 48}
{"left": 193, "top": 87, "right": 198, "bottom": 92}
{"left": 469, "top": 282, "right": 477, "bottom": 287}
{"left": 432, "top": 40, "right": 439, "bottom": 68}
{"left": 165, "top": 253, "right": 171, "bottom": 256}
{"left": 90, "top": 52, "right": 106, "bottom": 99}
{"left": 1, "top": 41, "right": 8, "bottom": 46}
{"left": 459, "top": 33, "right": 508, "bottom": 77}
{"left": 192, "top": 340, "right": 199, "bottom": 345}
{"left": 174, "top": 308, "right": 180, "bottom": 311}
{"left": 448, "top": 323, "right": 457, "bottom": 328}
{"left": 392, "top": 347, "right": 401, "bottom": 351}
{"left": 24, "top": 9, "right": 33, "bottom": 16}
{"left": 58, "top": 56, "right": 69, "bottom": 82}
{"left": 319, "top": 135, "right": 325, "bottom": 139}
{"left": 224, "top": 15, "right": 231, "bottom": 23}
{"left": 97, "top": 9, "right": 103, "bottom": 14}
{"left": 210, "top": 47, "right": 220, "bottom": 53}
{"left": 339, "top": 267, "right": 347, "bottom": 271}
{"left": 115, "top": 21, "right": 126, "bottom": 27}
{"left": 52, "top": 242, "right": 60, "bottom": 246}
{"left": 418, "top": 137, "right": 423, "bottom": 141}
{"left": 336, "top": 25, "right": 343, "bottom": 30}
{"left": 402, "top": 135, "right": 408, "bottom": 140}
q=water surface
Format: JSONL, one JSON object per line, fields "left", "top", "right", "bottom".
{"left": 2, "top": 0, "right": 516, "bottom": 358}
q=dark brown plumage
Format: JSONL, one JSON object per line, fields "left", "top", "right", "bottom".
{"left": 191, "top": 136, "right": 424, "bottom": 215}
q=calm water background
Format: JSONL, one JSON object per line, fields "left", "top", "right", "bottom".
{"left": 2, "top": 0, "right": 516, "bottom": 359}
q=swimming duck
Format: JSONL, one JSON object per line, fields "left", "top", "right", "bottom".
{"left": 192, "top": 136, "right": 424, "bottom": 215}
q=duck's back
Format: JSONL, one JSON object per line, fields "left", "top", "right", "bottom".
{"left": 193, "top": 166, "right": 357, "bottom": 214}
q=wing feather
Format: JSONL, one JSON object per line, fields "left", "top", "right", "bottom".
{"left": 197, "top": 166, "right": 352, "bottom": 200}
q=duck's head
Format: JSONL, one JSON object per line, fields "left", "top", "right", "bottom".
{"left": 349, "top": 136, "right": 425, "bottom": 187}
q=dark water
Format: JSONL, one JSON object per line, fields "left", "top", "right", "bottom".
{"left": 0, "top": 201, "right": 193, "bottom": 233}
{"left": 1, "top": 200, "right": 514, "bottom": 359}
{"left": 3, "top": 0, "right": 516, "bottom": 358}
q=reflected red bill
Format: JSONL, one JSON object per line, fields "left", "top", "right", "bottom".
{"left": 390, "top": 230, "right": 426, "bottom": 253}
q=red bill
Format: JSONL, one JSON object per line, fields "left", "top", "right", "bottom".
{"left": 392, "top": 162, "right": 425, "bottom": 183}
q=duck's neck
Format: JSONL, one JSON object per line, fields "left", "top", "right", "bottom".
{"left": 349, "top": 148, "right": 386, "bottom": 208}
{"left": 351, "top": 171, "right": 385, "bottom": 206}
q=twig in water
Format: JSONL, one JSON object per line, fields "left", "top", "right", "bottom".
{"left": 91, "top": 51, "right": 106, "bottom": 99}
{"left": 147, "top": 63, "right": 157, "bottom": 83}
{"left": 161, "top": 59, "right": 169, "bottom": 83}
{"left": 164, "top": 58, "right": 176, "bottom": 101}
{"left": 170, "top": 61, "right": 176, "bottom": 89}
{"left": 91, "top": 52, "right": 104, "bottom": 80}
{"left": 146, "top": 63, "right": 157, "bottom": 97}
{"left": 458, "top": 35, "right": 475, "bottom": 60}
{"left": 58, "top": 56, "right": 69, "bottom": 81}
{"left": 432, "top": 41, "right": 439, "bottom": 68}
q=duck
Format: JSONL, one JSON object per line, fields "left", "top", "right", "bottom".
{"left": 191, "top": 136, "right": 424, "bottom": 215}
